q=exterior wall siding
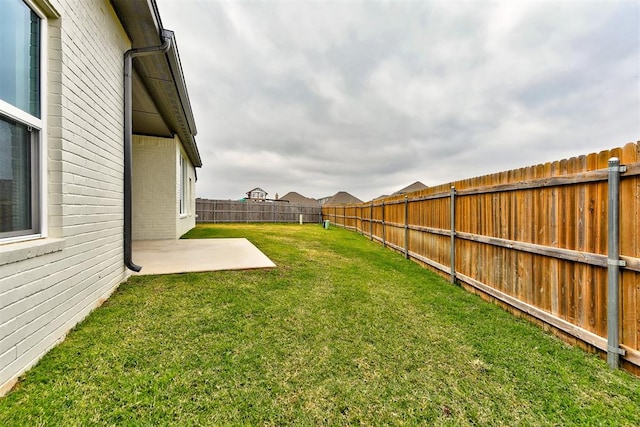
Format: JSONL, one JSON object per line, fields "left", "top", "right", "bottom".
{"left": 132, "top": 135, "right": 178, "bottom": 240}
{"left": 0, "top": 0, "right": 131, "bottom": 395}
{"left": 177, "top": 142, "right": 197, "bottom": 238}
{"left": 132, "top": 135, "right": 197, "bottom": 240}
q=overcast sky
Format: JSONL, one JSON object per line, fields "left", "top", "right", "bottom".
{"left": 155, "top": 0, "right": 639, "bottom": 202}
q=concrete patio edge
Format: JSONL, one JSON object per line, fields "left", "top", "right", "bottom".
{"left": 132, "top": 238, "right": 276, "bottom": 275}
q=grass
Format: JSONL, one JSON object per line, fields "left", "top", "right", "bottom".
{"left": 1, "top": 223, "right": 638, "bottom": 425}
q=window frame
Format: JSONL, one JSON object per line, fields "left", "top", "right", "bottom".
{"left": 0, "top": 0, "right": 47, "bottom": 243}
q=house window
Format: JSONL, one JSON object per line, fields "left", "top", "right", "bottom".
{"left": 0, "top": 0, "right": 42, "bottom": 240}
{"left": 179, "top": 155, "right": 187, "bottom": 215}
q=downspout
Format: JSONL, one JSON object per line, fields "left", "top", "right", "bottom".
{"left": 123, "top": 36, "right": 172, "bottom": 272}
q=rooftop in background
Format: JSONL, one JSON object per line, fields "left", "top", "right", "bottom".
{"left": 393, "top": 181, "right": 428, "bottom": 195}
{"left": 279, "top": 191, "right": 320, "bottom": 206}
{"left": 322, "top": 191, "right": 364, "bottom": 206}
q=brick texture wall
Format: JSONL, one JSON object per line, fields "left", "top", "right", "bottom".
{"left": 0, "top": 0, "right": 131, "bottom": 395}
{"left": 132, "top": 135, "right": 177, "bottom": 240}
{"left": 176, "top": 142, "right": 197, "bottom": 238}
{"left": 132, "top": 135, "right": 197, "bottom": 240}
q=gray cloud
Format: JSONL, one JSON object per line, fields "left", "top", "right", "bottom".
{"left": 157, "top": 0, "right": 639, "bottom": 201}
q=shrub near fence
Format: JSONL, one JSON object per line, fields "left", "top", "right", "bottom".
{"left": 323, "top": 142, "right": 640, "bottom": 375}
{"left": 197, "top": 199, "right": 322, "bottom": 224}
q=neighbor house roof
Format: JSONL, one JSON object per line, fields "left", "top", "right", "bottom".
{"left": 111, "top": 0, "right": 202, "bottom": 168}
{"left": 393, "top": 181, "right": 428, "bottom": 195}
{"left": 323, "top": 191, "right": 363, "bottom": 206}
{"left": 280, "top": 192, "right": 320, "bottom": 206}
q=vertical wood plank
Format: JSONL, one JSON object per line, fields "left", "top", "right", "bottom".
{"left": 620, "top": 143, "right": 639, "bottom": 351}
{"left": 584, "top": 152, "right": 598, "bottom": 333}
{"left": 595, "top": 149, "right": 611, "bottom": 337}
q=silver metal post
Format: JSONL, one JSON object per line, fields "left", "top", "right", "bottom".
{"left": 450, "top": 186, "right": 456, "bottom": 284}
{"left": 607, "top": 157, "right": 626, "bottom": 369}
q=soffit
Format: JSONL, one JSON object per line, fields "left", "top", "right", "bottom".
{"left": 131, "top": 70, "right": 172, "bottom": 138}
{"left": 110, "top": 0, "right": 202, "bottom": 167}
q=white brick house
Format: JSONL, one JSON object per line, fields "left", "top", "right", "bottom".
{"left": 0, "top": 0, "right": 201, "bottom": 395}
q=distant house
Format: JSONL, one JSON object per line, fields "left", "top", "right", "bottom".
{"left": 317, "top": 195, "right": 333, "bottom": 206}
{"left": 280, "top": 191, "right": 320, "bottom": 207}
{"left": 0, "top": 0, "right": 200, "bottom": 395}
{"left": 246, "top": 187, "right": 268, "bottom": 201}
{"left": 323, "top": 191, "right": 363, "bottom": 206}
{"left": 392, "top": 181, "right": 428, "bottom": 195}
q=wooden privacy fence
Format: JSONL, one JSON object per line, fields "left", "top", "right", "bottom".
{"left": 197, "top": 199, "right": 322, "bottom": 224}
{"left": 323, "top": 142, "right": 640, "bottom": 375}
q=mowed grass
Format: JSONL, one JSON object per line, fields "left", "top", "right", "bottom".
{"left": 1, "top": 224, "right": 638, "bottom": 425}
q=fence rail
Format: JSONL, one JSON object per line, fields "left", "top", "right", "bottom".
{"left": 322, "top": 142, "right": 640, "bottom": 375}
{"left": 197, "top": 199, "right": 322, "bottom": 224}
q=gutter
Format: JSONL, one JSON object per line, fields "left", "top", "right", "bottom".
{"left": 163, "top": 30, "right": 202, "bottom": 167}
{"left": 123, "top": 34, "right": 172, "bottom": 272}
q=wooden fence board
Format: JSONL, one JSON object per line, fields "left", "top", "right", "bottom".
{"left": 323, "top": 142, "right": 640, "bottom": 373}
{"left": 595, "top": 150, "right": 610, "bottom": 337}
{"left": 621, "top": 143, "right": 639, "bottom": 352}
{"left": 196, "top": 199, "right": 322, "bottom": 224}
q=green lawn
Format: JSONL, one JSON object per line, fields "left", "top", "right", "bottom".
{"left": 1, "top": 224, "right": 638, "bottom": 425}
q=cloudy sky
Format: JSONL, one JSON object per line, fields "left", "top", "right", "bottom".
{"left": 155, "top": 0, "right": 639, "bottom": 202}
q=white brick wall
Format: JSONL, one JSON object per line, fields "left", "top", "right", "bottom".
{"left": 132, "top": 135, "right": 197, "bottom": 240}
{"left": 177, "top": 143, "right": 197, "bottom": 238}
{"left": 0, "top": 0, "right": 131, "bottom": 395}
{"left": 132, "top": 135, "right": 177, "bottom": 240}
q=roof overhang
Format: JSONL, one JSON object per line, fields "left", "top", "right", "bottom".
{"left": 111, "top": 0, "right": 202, "bottom": 167}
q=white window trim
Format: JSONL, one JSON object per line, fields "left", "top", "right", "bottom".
{"left": 0, "top": 100, "right": 42, "bottom": 129}
{"left": 0, "top": 0, "right": 48, "bottom": 243}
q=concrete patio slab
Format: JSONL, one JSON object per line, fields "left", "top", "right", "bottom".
{"left": 132, "top": 238, "right": 276, "bottom": 275}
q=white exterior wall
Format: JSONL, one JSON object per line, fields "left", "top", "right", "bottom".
{"left": 132, "top": 135, "right": 196, "bottom": 240}
{"left": 177, "top": 143, "right": 197, "bottom": 238}
{"left": 0, "top": 0, "right": 130, "bottom": 395}
{"left": 132, "top": 135, "right": 177, "bottom": 240}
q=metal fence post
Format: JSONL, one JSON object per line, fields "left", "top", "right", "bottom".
{"left": 450, "top": 186, "right": 456, "bottom": 284}
{"left": 404, "top": 195, "right": 409, "bottom": 259}
{"left": 607, "top": 157, "right": 627, "bottom": 369}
